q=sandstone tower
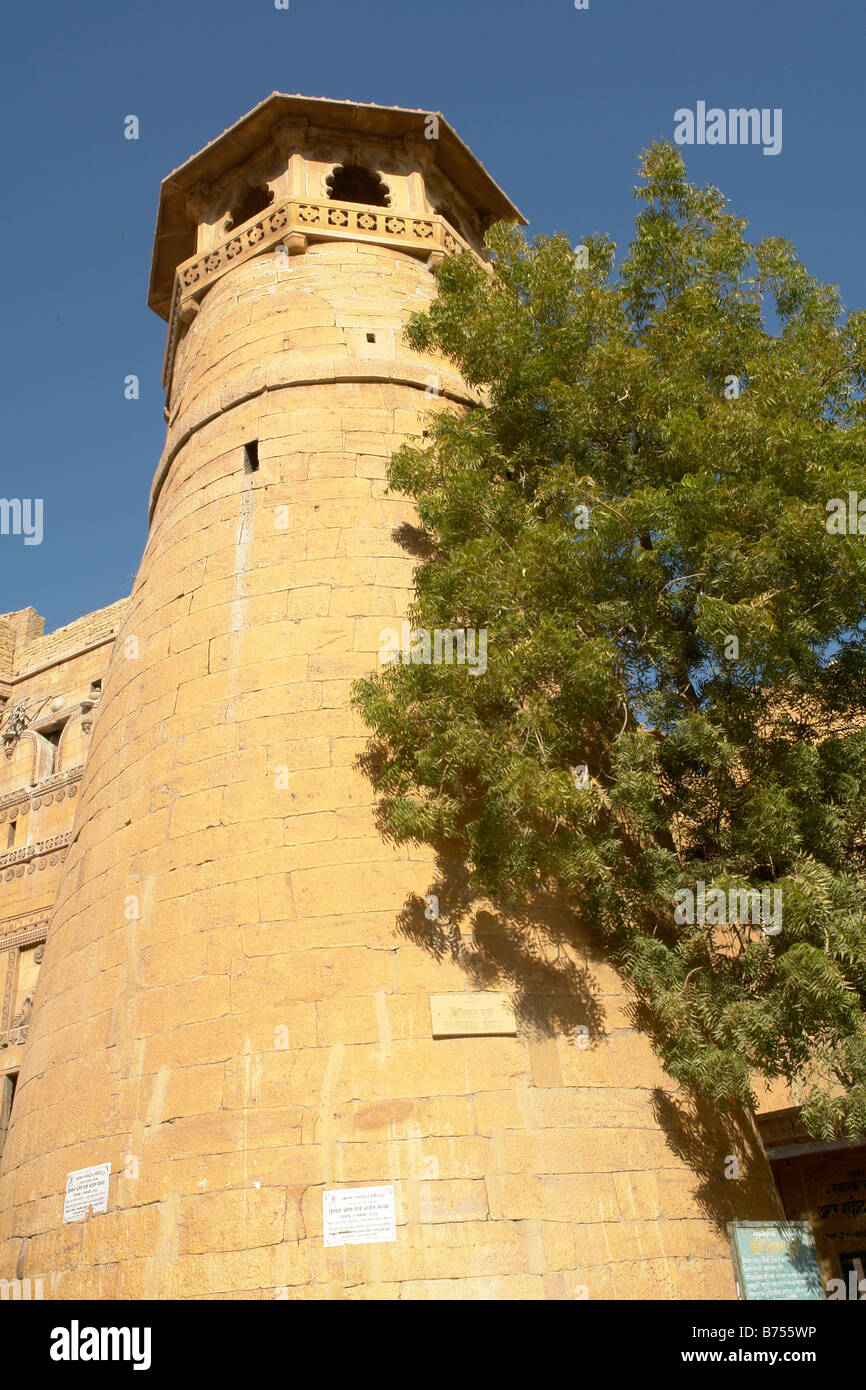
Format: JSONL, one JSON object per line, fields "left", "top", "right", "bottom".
{"left": 0, "top": 95, "right": 783, "bottom": 1299}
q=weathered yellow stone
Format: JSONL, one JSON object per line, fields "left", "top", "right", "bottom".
{"left": 486, "top": 1173, "right": 622, "bottom": 1223}
{"left": 176, "top": 1189, "right": 289, "bottom": 1254}
{"left": 164, "top": 1242, "right": 310, "bottom": 1298}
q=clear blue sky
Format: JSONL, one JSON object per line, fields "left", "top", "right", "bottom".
{"left": 1, "top": 0, "right": 863, "bottom": 632}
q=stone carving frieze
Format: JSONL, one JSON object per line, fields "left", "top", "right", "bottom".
{"left": 0, "top": 767, "right": 82, "bottom": 819}
{"left": 0, "top": 831, "right": 71, "bottom": 877}
{"left": 0, "top": 914, "right": 49, "bottom": 949}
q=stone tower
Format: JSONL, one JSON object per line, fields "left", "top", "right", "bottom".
{"left": 0, "top": 95, "right": 782, "bottom": 1300}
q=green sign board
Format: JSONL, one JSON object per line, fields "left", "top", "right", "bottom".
{"left": 729, "top": 1221, "right": 824, "bottom": 1300}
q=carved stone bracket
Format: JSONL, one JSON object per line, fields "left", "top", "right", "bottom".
{"left": 271, "top": 117, "right": 309, "bottom": 156}
{"left": 2, "top": 701, "right": 34, "bottom": 756}
{"left": 281, "top": 231, "right": 307, "bottom": 256}
{"left": 183, "top": 180, "right": 214, "bottom": 223}
{"left": 79, "top": 697, "right": 95, "bottom": 735}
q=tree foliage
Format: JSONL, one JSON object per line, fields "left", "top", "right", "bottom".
{"left": 353, "top": 141, "right": 866, "bottom": 1139}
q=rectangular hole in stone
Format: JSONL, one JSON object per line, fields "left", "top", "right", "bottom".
{"left": 366, "top": 332, "right": 376, "bottom": 343}
{"left": 244, "top": 440, "right": 259, "bottom": 474}
{"left": 0, "top": 1071, "right": 18, "bottom": 1163}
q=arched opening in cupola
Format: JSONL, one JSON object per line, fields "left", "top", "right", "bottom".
{"left": 226, "top": 185, "right": 274, "bottom": 230}
{"left": 326, "top": 164, "right": 390, "bottom": 208}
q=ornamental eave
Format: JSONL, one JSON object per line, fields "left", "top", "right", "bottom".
{"left": 148, "top": 93, "right": 526, "bottom": 320}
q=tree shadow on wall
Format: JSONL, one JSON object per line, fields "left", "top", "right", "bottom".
{"left": 648, "top": 1087, "right": 784, "bottom": 1233}
{"left": 404, "top": 860, "right": 781, "bottom": 1230}
{"left": 358, "top": 742, "right": 782, "bottom": 1230}
{"left": 390, "top": 521, "right": 436, "bottom": 561}
{"left": 392, "top": 850, "right": 608, "bottom": 1042}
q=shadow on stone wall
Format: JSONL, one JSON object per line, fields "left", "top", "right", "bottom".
{"left": 388, "top": 850, "right": 782, "bottom": 1231}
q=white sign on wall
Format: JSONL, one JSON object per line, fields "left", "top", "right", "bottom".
{"left": 323, "top": 1185, "right": 396, "bottom": 1247}
{"left": 63, "top": 1163, "right": 111, "bottom": 1224}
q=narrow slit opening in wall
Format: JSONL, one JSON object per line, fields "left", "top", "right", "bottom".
{"left": 244, "top": 441, "right": 259, "bottom": 474}
{"left": 7, "top": 818, "right": 16, "bottom": 849}
{"left": 90, "top": 680, "right": 102, "bottom": 695}
{"left": 366, "top": 333, "right": 376, "bottom": 342}
{"left": 38, "top": 721, "right": 64, "bottom": 775}
{"left": 0, "top": 1071, "right": 18, "bottom": 1163}
{"left": 40, "top": 723, "right": 63, "bottom": 748}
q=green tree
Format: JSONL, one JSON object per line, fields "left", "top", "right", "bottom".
{"left": 353, "top": 141, "right": 866, "bottom": 1140}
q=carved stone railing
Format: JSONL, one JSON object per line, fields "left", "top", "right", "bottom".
{"left": 0, "top": 831, "right": 71, "bottom": 877}
{"left": 0, "top": 767, "right": 83, "bottom": 822}
{"left": 161, "top": 197, "right": 470, "bottom": 395}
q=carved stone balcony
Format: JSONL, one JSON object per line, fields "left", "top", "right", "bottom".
{"left": 161, "top": 197, "right": 471, "bottom": 395}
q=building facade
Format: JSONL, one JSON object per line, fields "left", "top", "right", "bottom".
{"left": 1, "top": 95, "right": 860, "bottom": 1300}
{"left": 0, "top": 600, "right": 128, "bottom": 1110}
